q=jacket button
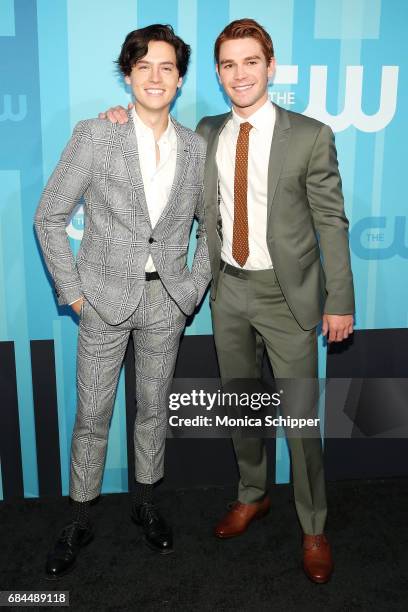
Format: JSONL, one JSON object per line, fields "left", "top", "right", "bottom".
{"left": 148, "top": 237, "right": 154, "bottom": 244}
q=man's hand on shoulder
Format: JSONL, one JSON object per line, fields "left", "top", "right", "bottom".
{"left": 322, "top": 314, "right": 354, "bottom": 343}
{"left": 98, "top": 102, "right": 133, "bottom": 124}
{"left": 71, "top": 297, "right": 84, "bottom": 316}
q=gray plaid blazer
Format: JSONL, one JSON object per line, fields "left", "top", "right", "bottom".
{"left": 35, "top": 112, "right": 211, "bottom": 325}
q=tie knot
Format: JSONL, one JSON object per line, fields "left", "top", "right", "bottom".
{"left": 239, "top": 121, "right": 253, "bottom": 135}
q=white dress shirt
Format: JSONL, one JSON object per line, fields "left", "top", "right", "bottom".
{"left": 216, "top": 99, "right": 276, "bottom": 269}
{"left": 131, "top": 107, "right": 177, "bottom": 272}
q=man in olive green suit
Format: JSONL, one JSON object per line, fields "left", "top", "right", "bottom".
{"left": 102, "top": 17, "right": 354, "bottom": 585}
{"left": 195, "top": 19, "right": 354, "bottom": 584}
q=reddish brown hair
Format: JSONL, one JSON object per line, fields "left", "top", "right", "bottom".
{"left": 214, "top": 18, "right": 274, "bottom": 65}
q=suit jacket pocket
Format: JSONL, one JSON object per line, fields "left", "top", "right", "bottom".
{"left": 299, "top": 244, "right": 320, "bottom": 270}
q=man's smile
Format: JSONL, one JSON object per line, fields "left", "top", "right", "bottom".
{"left": 144, "top": 88, "right": 166, "bottom": 95}
{"left": 232, "top": 84, "right": 254, "bottom": 92}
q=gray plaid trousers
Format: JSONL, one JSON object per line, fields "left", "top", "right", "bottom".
{"left": 70, "top": 279, "right": 186, "bottom": 502}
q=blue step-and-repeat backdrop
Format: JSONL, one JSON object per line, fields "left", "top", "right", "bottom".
{"left": 0, "top": 0, "right": 407, "bottom": 499}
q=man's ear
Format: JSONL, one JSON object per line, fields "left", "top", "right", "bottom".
{"left": 125, "top": 75, "right": 131, "bottom": 85}
{"left": 267, "top": 57, "right": 276, "bottom": 80}
{"left": 177, "top": 76, "right": 183, "bottom": 89}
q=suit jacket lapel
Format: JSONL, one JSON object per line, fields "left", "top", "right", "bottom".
{"left": 204, "top": 112, "right": 231, "bottom": 204}
{"left": 154, "top": 117, "right": 191, "bottom": 232}
{"left": 119, "top": 113, "right": 191, "bottom": 233}
{"left": 267, "top": 104, "right": 291, "bottom": 223}
{"left": 119, "top": 112, "right": 152, "bottom": 228}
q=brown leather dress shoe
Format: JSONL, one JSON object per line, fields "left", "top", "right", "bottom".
{"left": 303, "top": 534, "right": 334, "bottom": 583}
{"left": 214, "top": 496, "right": 271, "bottom": 538}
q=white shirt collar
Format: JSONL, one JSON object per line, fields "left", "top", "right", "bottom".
{"left": 231, "top": 98, "right": 275, "bottom": 132}
{"left": 131, "top": 107, "right": 176, "bottom": 146}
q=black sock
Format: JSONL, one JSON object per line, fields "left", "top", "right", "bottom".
{"left": 71, "top": 499, "right": 90, "bottom": 527}
{"left": 132, "top": 482, "right": 153, "bottom": 508}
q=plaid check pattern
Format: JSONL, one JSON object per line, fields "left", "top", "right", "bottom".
{"left": 35, "top": 111, "right": 212, "bottom": 501}
{"left": 35, "top": 111, "right": 211, "bottom": 325}
{"left": 70, "top": 280, "right": 186, "bottom": 501}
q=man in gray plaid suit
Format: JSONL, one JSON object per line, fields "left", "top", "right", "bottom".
{"left": 35, "top": 25, "right": 211, "bottom": 578}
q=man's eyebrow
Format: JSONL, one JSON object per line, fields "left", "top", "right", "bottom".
{"left": 219, "top": 55, "right": 262, "bottom": 65}
{"left": 136, "top": 60, "right": 176, "bottom": 66}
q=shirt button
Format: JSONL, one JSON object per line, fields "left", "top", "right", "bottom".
{"left": 148, "top": 237, "right": 154, "bottom": 244}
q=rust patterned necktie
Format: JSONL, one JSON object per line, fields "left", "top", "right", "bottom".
{"left": 232, "top": 121, "right": 253, "bottom": 267}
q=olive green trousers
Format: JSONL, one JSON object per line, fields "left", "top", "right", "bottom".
{"left": 211, "top": 266, "right": 327, "bottom": 535}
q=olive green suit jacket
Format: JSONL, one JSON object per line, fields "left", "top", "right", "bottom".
{"left": 196, "top": 104, "right": 355, "bottom": 330}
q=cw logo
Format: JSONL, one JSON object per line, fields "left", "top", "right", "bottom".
{"left": 66, "top": 205, "right": 84, "bottom": 241}
{"left": 274, "top": 65, "right": 399, "bottom": 133}
{"left": 350, "top": 216, "right": 408, "bottom": 259}
{"left": 0, "top": 95, "right": 27, "bottom": 122}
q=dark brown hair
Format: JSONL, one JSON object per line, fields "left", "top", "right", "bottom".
{"left": 117, "top": 24, "right": 190, "bottom": 77}
{"left": 214, "top": 18, "right": 274, "bottom": 65}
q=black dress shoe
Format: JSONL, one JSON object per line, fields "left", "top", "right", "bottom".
{"left": 45, "top": 521, "right": 94, "bottom": 579}
{"left": 132, "top": 503, "right": 173, "bottom": 555}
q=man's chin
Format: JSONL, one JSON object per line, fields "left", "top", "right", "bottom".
{"left": 230, "top": 97, "right": 258, "bottom": 109}
{"left": 229, "top": 91, "right": 269, "bottom": 113}
{"left": 138, "top": 99, "right": 172, "bottom": 113}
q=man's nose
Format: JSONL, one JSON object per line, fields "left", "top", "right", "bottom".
{"left": 234, "top": 64, "right": 247, "bottom": 80}
{"left": 150, "top": 66, "right": 161, "bottom": 82}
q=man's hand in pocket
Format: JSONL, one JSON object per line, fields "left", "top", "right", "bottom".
{"left": 71, "top": 297, "right": 84, "bottom": 316}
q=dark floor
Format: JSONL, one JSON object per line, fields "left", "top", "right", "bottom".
{"left": 1, "top": 479, "right": 408, "bottom": 611}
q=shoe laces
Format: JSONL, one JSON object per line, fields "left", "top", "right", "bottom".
{"left": 59, "top": 522, "right": 80, "bottom": 546}
{"left": 139, "top": 503, "right": 160, "bottom": 524}
{"left": 227, "top": 501, "right": 241, "bottom": 511}
{"left": 305, "top": 534, "right": 326, "bottom": 549}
